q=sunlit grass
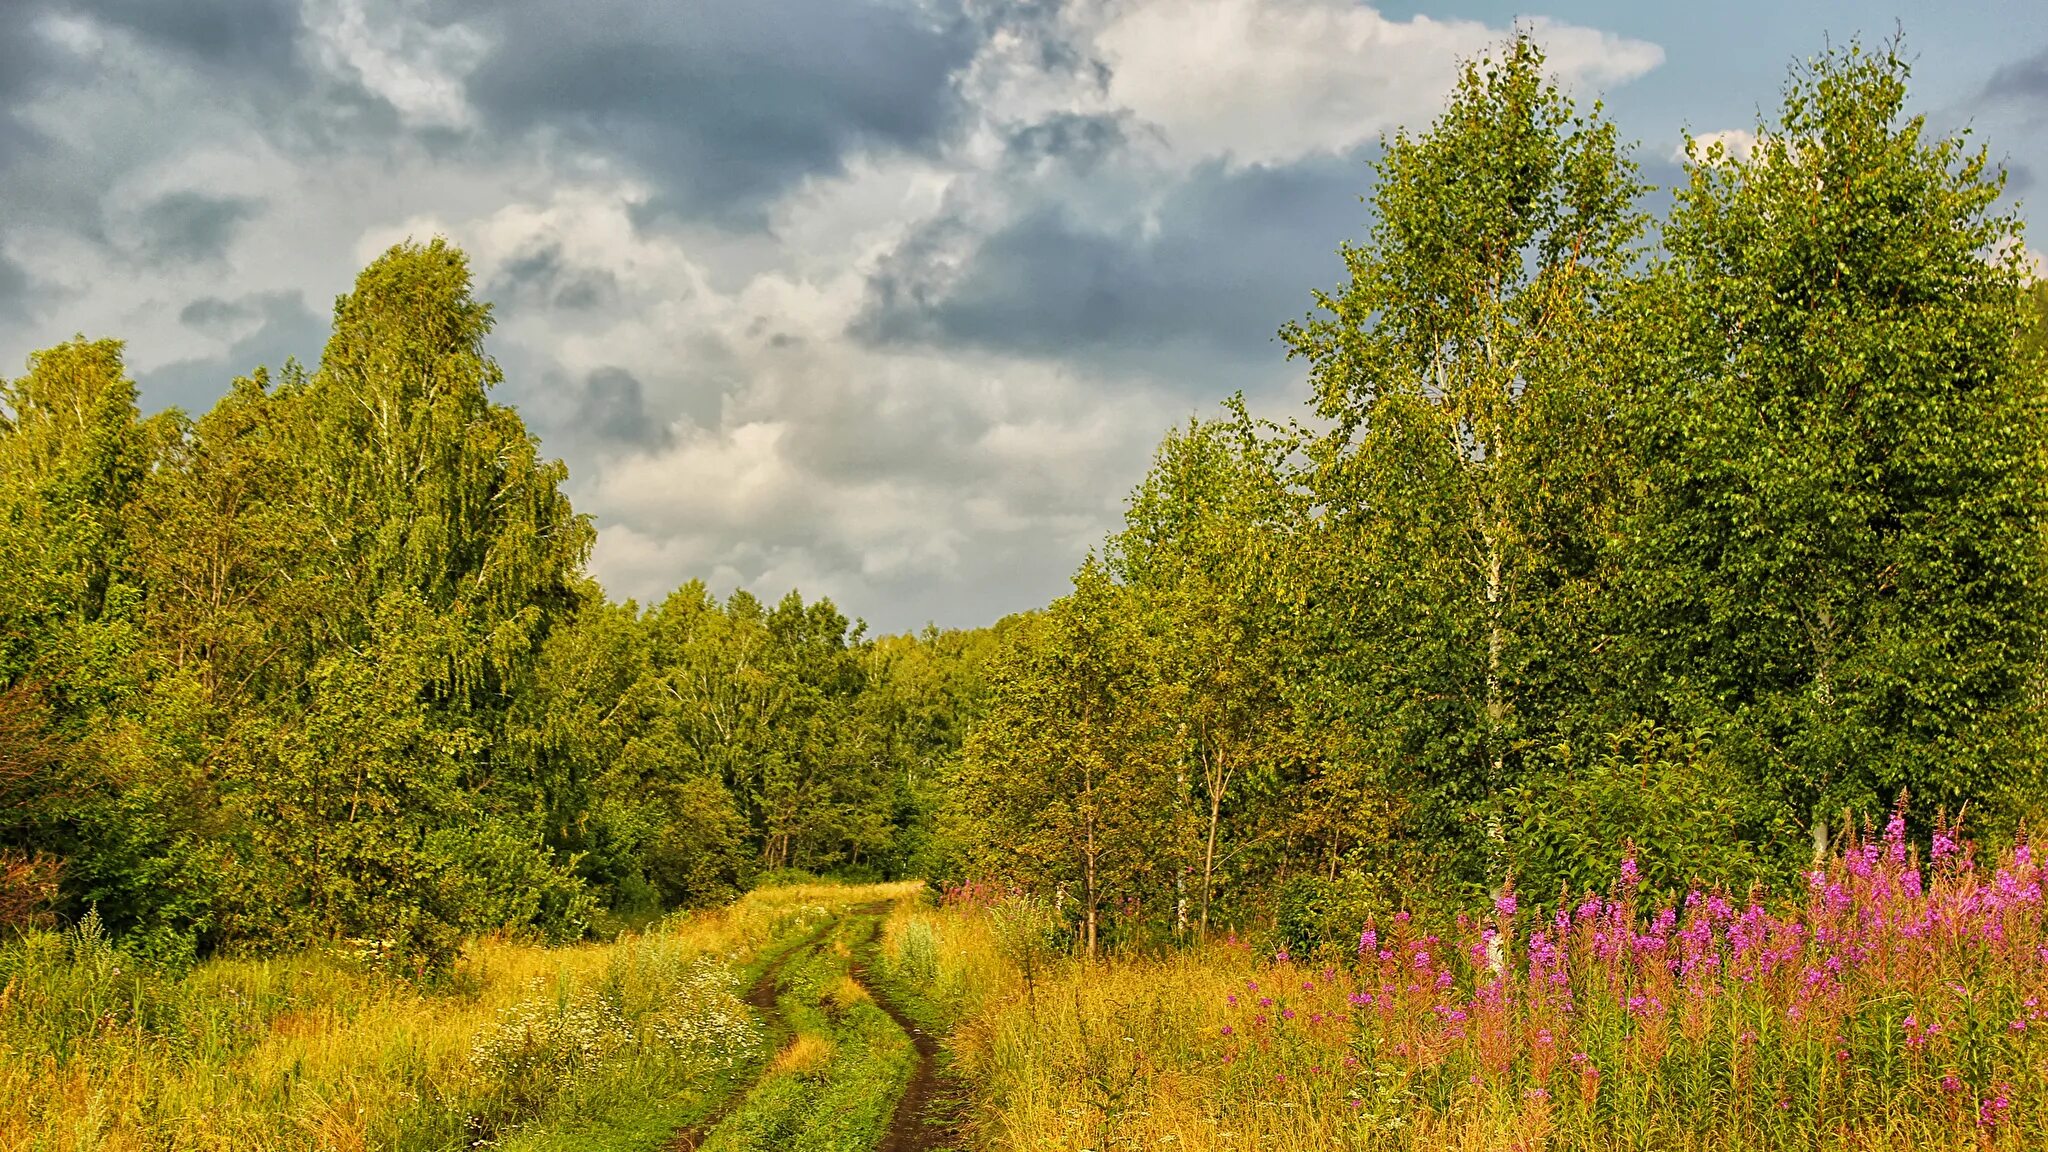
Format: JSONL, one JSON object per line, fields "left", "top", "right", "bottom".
{"left": 0, "top": 882, "right": 918, "bottom": 1151}
{"left": 893, "top": 829, "right": 2048, "bottom": 1151}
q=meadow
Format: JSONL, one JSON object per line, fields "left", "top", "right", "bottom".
{"left": 878, "top": 819, "right": 2048, "bottom": 1151}
{"left": 0, "top": 882, "right": 916, "bottom": 1152}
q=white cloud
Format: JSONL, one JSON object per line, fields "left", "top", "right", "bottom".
{"left": 1069, "top": 0, "right": 1662, "bottom": 166}
{"left": 1679, "top": 128, "right": 1759, "bottom": 163}
{"left": 303, "top": 0, "right": 489, "bottom": 130}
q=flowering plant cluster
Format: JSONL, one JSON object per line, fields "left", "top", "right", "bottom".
{"left": 1205, "top": 815, "right": 2048, "bottom": 1147}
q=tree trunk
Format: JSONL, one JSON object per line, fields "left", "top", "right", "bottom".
{"left": 1083, "top": 759, "right": 1099, "bottom": 962}
{"left": 1202, "top": 765, "right": 1224, "bottom": 937}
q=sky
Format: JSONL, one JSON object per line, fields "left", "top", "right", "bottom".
{"left": 1, "top": 1, "right": 2044, "bottom": 634}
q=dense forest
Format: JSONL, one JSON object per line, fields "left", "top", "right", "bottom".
{"left": 0, "top": 236, "right": 1013, "bottom": 969}
{"left": 3, "top": 38, "right": 2047, "bottom": 971}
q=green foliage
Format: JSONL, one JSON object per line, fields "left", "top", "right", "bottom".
{"left": 0, "top": 241, "right": 996, "bottom": 967}
{"left": 1618, "top": 41, "right": 2048, "bottom": 849}
{"left": 951, "top": 565, "right": 1186, "bottom": 957}
{"left": 946, "top": 33, "right": 2048, "bottom": 951}
{"left": 1508, "top": 723, "right": 1800, "bottom": 904}
{"left": 1282, "top": 33, "right": 1645, "bottom": 891}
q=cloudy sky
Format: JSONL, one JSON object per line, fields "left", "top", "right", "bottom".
{"left": 1, "top": 1, "right": 2044, "bottom": 632}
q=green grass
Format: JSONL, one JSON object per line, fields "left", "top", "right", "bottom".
{"left": 695, "top": 914, "right": 915, "bottom": 1152}
{"left": 498, "top": 914, "right": 841, "bottom": 1152}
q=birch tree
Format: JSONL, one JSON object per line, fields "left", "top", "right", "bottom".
{"left": 1283, "top": 35, "right": 1644, "bottom": 891}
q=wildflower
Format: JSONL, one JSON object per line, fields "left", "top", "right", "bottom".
{"left": 1980, "top": 1084, "right": 2014, "bottom": 1129}
{"left": 1281, "top": 1008, "right": 1295, "bottom": 1021}
{"left": 1620, "top": 852, "right": 1642, "bottom": 891}
{"left": 1220, "top": 1025, "right": 1233, "bottom": 1036}
{"left": 1933, "top": 829, "right": 1959, "bottom": 864}
{"left": 1226, "top": 994, "right": 1237, "bottom": 1007}
{"left": 1941, "top": 1073, "right": 1964, "bottom": 1094}
{"left": 1495, "top": 891, "right": 1518, "bottom": 918}
{"left": 1524, "top": 1087, "right": 1550, "bottom": 1101}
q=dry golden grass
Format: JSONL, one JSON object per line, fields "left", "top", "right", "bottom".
{"left": 768, "top": 1032, "right": 836, "bottom": 1078}
{"left": 825, "top": 976, "right": 871, "bottom": 1012}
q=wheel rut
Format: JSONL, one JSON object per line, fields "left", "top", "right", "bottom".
{"left": 665, "top": 926, "right": 821, "bottom": 1152}
{"left": 669, "top": 902, "right": 956, "bottom": 1152}
{"left": 848, "top": 902, "right": 962, "bottom": 1152}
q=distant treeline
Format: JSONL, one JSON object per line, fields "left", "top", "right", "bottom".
{"left": 0, "top": 239, "right": 1007, "bottom": 968}
{"left": 940, "top": 38, "right": 2048, "bottom": 956}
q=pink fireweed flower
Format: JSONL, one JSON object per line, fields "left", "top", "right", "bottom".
{"left": 1495, "top": 891, "right": 1518, "bottom": 918}
{"left": 1258, "top": 997, "right": 1273, "bottom": 1008}
{"left": 1981, "top": 1084, "right": 2013, "bottom": 1129}
{"left": 1358, "top": 926, "right": 1378, "bottom": 956}
{"left": 1942, "top": 1074, "right": 1964, "bottom": 1094}
{"left": 1934, "top": 829, "right": 1959, "bottom": 865}
{"left": 1219, "top": 1025, "right": 1233, "bottom": 1036}
{"left": 1620, "top": 852, "right": 1642, "bottom": 891}
{"left": 1524, "top": 1087, "right": 1550, "bottom": 1101}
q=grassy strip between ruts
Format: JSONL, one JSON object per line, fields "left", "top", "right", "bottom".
{"left": 689, "top": 911, "right": 916, "bottom": 1152}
